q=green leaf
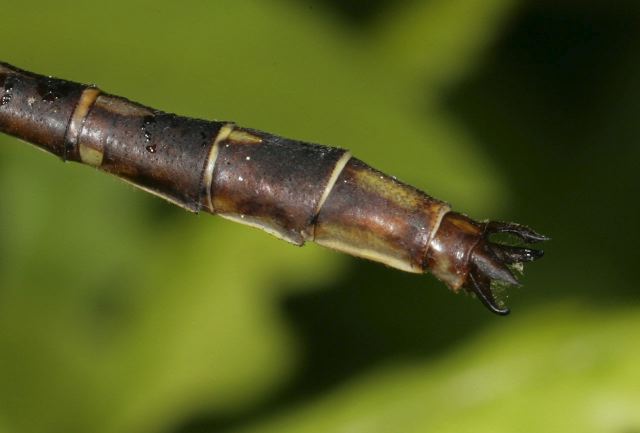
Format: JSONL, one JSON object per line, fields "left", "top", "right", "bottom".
{"left": 235, "top": 303, "right": 640, "bottom": 433}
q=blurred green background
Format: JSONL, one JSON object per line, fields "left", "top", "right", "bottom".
{"left": 1, "top": 1, "right": 639, "bottom": 432}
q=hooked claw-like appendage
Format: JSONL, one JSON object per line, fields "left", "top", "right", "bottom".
{"left": 426, "top": 214, "right": 548, "bottom": 315}
{"left": 466, "top": 220, "right": 548, "bottom": 315}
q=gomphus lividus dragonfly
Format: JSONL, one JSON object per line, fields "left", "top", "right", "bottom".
{"left": 0, "top": 61, "right": 548, "bottom": 315}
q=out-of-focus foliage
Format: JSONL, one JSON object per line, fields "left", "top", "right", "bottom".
{"left": 235, "top": 303, "right": 640, "bottom": 433}
{"left": 0, "top": 1, "right": 638, "bottom": 433}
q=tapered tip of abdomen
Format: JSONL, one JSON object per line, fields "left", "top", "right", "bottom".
{"left": 464, "top": 221, "right": 547, "bottom": 316}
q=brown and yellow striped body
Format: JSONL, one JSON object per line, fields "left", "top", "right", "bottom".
{"left": 0, "top": 62, "right": 547, "bottom": 315}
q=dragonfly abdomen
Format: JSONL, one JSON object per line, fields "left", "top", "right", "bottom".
{"left": 0, "top": 61, "right": 548, "bottom": 315}
{"left": 209, "top": 126, "right": 452, "bottom": 274}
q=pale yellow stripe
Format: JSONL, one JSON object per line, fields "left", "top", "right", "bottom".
{"left": 78, "top": 144, "right": 104, "bottom": 167}
{"left": 306, "top": 151, "right": 351, "bottom": 241}
{"left": 67, "top": 87, "right": 101, "bottom": 164}
{"left": 118, "top": 177, "right": 194, "bottom": 211}
{"left": 201, "top": 123, "right": 234, "bottom": 212}
{"left": 428, "top": 205, "right": 451, "bottom": 244}
{"left": 315, "top": 238, "right": 421, "bottom": 273}
{"left": 227, "top": 129, "right": 263, "bottom": 145}
{"left": 217, "top": 213, "right": 298, "bottom": 245}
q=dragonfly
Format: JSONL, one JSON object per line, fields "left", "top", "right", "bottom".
{"left": 0, "top": 61, "right": 547, "bottom": 315}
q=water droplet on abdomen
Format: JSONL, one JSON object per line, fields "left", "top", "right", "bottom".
{"left": 36, "top": 77, "right": 74, "bottom": 102}
{"left": 141, "top": 115, "right": 156, "bottom": 142}
{"left": 1, "top": 74, "right": 14, "bottom": 106}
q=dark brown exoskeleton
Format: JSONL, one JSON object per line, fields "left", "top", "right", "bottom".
{"left": 0, "top": 62, "right": 547, "bottom": 315}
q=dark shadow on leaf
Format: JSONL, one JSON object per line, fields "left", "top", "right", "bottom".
{"left": 171, "top": 258, "right": 496, "bottom": 433}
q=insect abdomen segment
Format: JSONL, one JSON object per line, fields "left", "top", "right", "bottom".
{"left": 210, "top": 127, "right": 451, "bottom": 271}
{"left": 210, "top": 127, "right": 349, "bottom": 244}
{"left": 79, "top": 94, "right": 226, "bottom": 211}
{"left": 0, "top": 61, "right": 548, "bottom": 315}
{"left": 314, "top": 158, "right": 450, "bottom": 273}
